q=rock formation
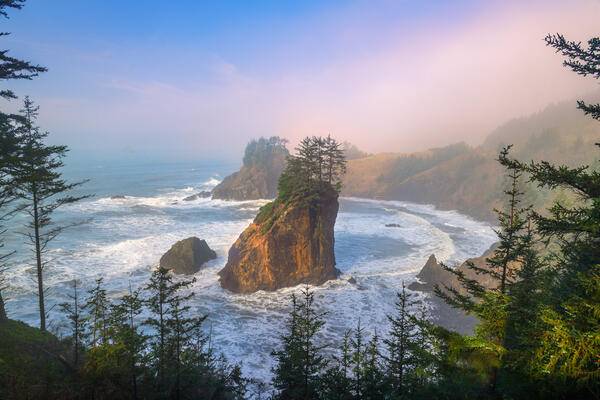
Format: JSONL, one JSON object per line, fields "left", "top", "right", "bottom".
{"left": 212, "top": 137, "right": 289, "bottom": 200}
{"left": 160, "top": 237, "right": 217, "bottom": 275}
{"left": 408, "top": 243, "right": 514, "bottom": 294}
{"left": 219, "top": 186, "right": 340, "bottom": 293}
{"left": 182, "top": 191, "right": 211, "bottom": 201}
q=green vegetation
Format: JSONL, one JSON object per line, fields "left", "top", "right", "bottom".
{"left": 278, "top": 135, "right": 346, "bottom": 203}
{"left": 255, "top": 135, "right": 347, "bottom": 233}
{"left": 243, "top": 136, "right": 290, "bottom": 168}
{"left": 0, "top": 2, "right": 598, "bottom": 399}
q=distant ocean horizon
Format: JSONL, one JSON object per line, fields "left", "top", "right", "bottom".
{"left": 3, "top": 160, "right": 497, "bottom": 382}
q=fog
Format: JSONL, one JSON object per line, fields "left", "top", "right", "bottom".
{"left": 5, "top": 0, "right": 600, "bottom": 162}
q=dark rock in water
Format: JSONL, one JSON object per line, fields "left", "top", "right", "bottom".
{"left": 408, "top": 254, "right": 453, "bottom": 292}
{"left": 408, "top": 243, "right": 510, "bottom": 294}
{"left": 182, "top": 191, "right": 212, "bottom": 201}
{"left": 219, "top": 186, "right": 340, "bottom": 293}
{"left": 348, "top": 276, "right": 357, "bottom": 285}
{"left": 160, "top": 237, "right": 217, "bottom": 275}
{"left": 111, "top": 195, "right": 127, "bottom": 199}
{"left": 385, "top": 223, "right": 401, "bottom": 228}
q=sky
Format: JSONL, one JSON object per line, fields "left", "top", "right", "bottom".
{"left": 2, "top": 0, "right": 600, "bottom": 163}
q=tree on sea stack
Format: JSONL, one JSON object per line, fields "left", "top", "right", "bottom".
{"left": 218, "top": 135, "right": 346, "bottom": 293}
{"left": 14, "top": 97, "right": 89, "bottom": 331}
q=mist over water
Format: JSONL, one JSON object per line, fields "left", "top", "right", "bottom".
{"left": 3, "top": 161, "right": 496, "bottom": 381}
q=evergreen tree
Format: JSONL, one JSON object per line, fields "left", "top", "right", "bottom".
{"left": 164, "top": 279, "right": 205, "bottom": 399}
{"left": 324, "top": 135, "right": 347, "bottom": 189}
{"left": 320, "top": 330, "right": 353, "bottom": 400}
{"left": 350, "top": 321, "right": 366, "bottom": 399}
{"left": 14, "top": 97, "right": 89, "bottom": 331}
{"left": 545, "top": 34, "right": 600, "bottom": 121}
{"left": 278, "top": 136, "right": 347, "bottom": 203}
{"left": 85, "top": 277, "right": 110, "bottom": 347}
{"left": 272, "top": 287, "right": 327, "bottom": 400}
{"left": 434, "top": 146, "right": 532, "bottom": 395}
{"left": 59, "top": 279, "right": 86, "bottom": 367}
{"left": 0, "top": 0, "right": 46, "bottom": 323}
{"left": 361, "top": 332, "right": 386, "bottom": 400}
{"left": 0, "top": 0, "right": 46, "bottom": 102}
{"left": 144, "top": 267, "right": 204, "bottom": 397}
{"left": 501, "top": 218, "right": 546, "bottom": 395}
{"left": 108, "top": 284, "right": 147, "bottom": 399}
{"left": 383, "top": 282, "right": 419, "bottom": 397}
{"left": 500, "top": 144, "right": 600, "bottom": 396}
{"left": 0, "top": 116, "right": 18, "bottom": 322}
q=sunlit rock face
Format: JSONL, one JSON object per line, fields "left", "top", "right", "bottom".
{"left": 219, "top": 187, "right": 340, "bottom": 293}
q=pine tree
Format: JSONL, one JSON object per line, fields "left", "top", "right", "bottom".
{"left": 144, "top": 267, "right": 201, "bottom": 397}
{"left": 14, "top": 97, "right": 89, "bottom": 331}
{"left": 350, "top": 321, "right": 366, "bottom": 400}
{"left": 383, "top": 282, "right": 419, "bottom": 397}
{"left": 59, "top": 279, "right": 86, "bottom": 367}
{"left": 545, "top": 34, "right": 600, "bottom": 120}
{"left": 109, "top": 284, "right": 147, "bottom": 400}
{"left": 0, "top": 0, "right": 47, "bottom": 102}
{"left": 320, "top": 330, "right": 353, "bottom": 400}
{"left": 85, "top": 277, "right": 110, "bottom": 347}
{"left": 362, "top": 332, "right": 386, "bottom": 400}
{"left": 0, "top": 116, "right": 18, "bottom": 322}
{"left": 0, "top": 0, "right": 46, "bottom": 323}
{"left": 272, "top": 287, "right": 327, "bottom": 400}
{"left": 324, "top": 135, "right": 347, "bottom": 189}
{"left": 164, "top": 279, "right": 205, "bottom": 400}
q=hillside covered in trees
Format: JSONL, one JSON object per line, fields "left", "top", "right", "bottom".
{"left": 343, "top": 90, "right": 600, "bottom": 221}
{"left": 0, "top": 1, "right": 599, "bottom": 400}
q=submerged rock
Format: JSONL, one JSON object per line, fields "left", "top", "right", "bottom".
{"left": 160, "top": 237, "right": 217, "bottom": 275}
{"left": 218, "top": 186, "right": 340, "bottom": 293}
{"left": 385, "top": 223, "right": 401, "bottom": 228}
{"left": 347, "top": 276, "right": 357, "bottom": 285}
{"left": 182, "top": 191, "right": 212, "bottom": 201}
{"left": 110, "top": 195, "right": 127, "bottom": 199}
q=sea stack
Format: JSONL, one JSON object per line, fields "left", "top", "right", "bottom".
{"left": 218, "top": 135, "right": 346, "bottom": 293}
{"left": 219, "top": 186, "right": 340, "bottom": 293}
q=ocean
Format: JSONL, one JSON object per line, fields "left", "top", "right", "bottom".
{"left": 2, "top": 159, "right": 497, "bottom": 382}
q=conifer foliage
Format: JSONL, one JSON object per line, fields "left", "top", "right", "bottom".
{"left": 278, "top": 135, "right": 347, "bottom": 202}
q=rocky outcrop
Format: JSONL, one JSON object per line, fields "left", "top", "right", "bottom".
{"left": 408, "top": 243, "right": 511, "bottom": 294}
{"left": 218, "top": 187, "right": 340, "bottom": 293}
{"left": 212, "top": 137, "right": 289, "bottom": 200}
{"left": 182, "top": 191, "right": 211, "bottom": 201}
{"left": 160, "top": 237, "right": 217, "bottom": 275}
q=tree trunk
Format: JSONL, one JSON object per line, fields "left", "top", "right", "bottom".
{"left": 33, "top": 190, "right": 45, "bottom": 331}
{"left": 0, "top": 291, "right": 7, "bottom": 322}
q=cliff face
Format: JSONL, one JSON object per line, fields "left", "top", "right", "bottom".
{"left": 212, "top": 164, "right": 284, "bottom": 200}
{"left": 212, "top": 137, "right": 289, "bottom": 200}
{"left": 218, "top": 187, "right": 340, "bottom": 293}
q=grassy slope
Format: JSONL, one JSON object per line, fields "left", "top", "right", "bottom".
{"left": 0, "top": 319, "right": 72, "bottom": 399}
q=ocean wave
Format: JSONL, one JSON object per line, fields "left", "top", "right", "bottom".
{"left": 5, "top": 192, "right": 497, "bottom": 383}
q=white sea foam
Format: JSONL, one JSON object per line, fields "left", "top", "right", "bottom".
{"left": 5, "top": 193, "right": 496, "bottom": 384}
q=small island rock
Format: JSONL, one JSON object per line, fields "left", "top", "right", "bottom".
{"left": 160, "top": 237, "right": 217, "bottom": 275}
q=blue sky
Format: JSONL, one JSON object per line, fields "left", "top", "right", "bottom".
{"left": 2, "top": 0, "right": 598, "bottom": 163}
